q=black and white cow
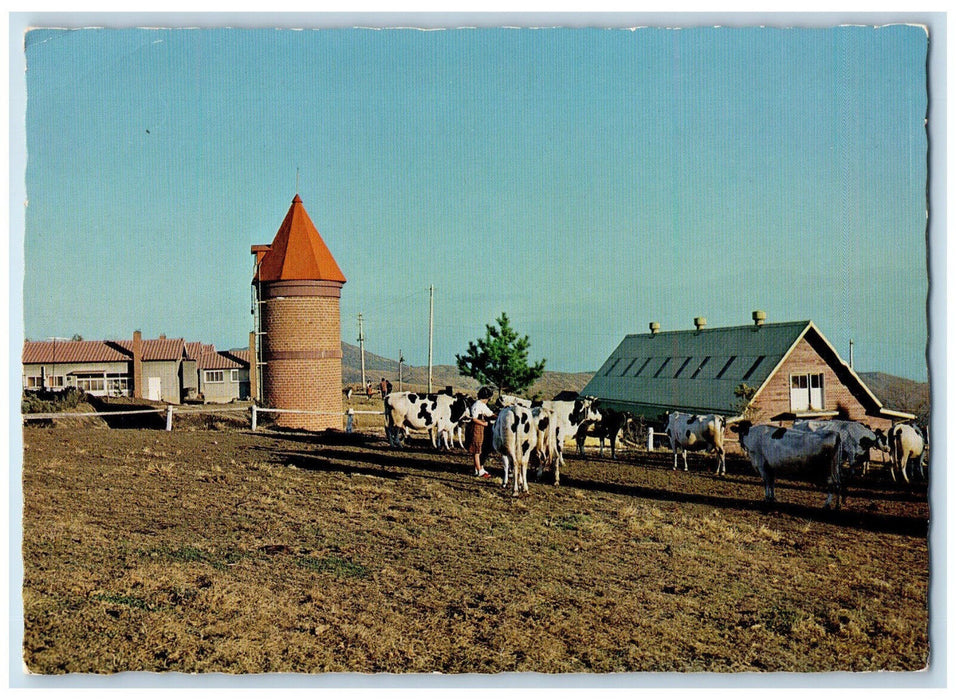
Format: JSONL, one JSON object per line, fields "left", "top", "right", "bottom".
{"left": 573, "top": 406, "right": 636, "bottom": 460}
{"left": 530, "top": 396, "right": 602, "bottom": 485}
{"left": 665, "top": 412, "right": 727, "bottom": 475}
{"left": 530, "top": 406, "right": 561, "bottom": 481}
{"left": 734, "top": 422, "right": 845, "bottom": 508}
{"left": 383, "top": 391, "right": 471, "bottom": 449}
{"left": 888, "top": 423, "right": 926, "bottom": 483}
{"left": 792, "top": 419, "right": 887, "bottom": 474}
{"left": 497, "top": 394, "right": 532, "bottom": 409}
{"left": 493, "top": 405, "right": 538, "bottom": 495}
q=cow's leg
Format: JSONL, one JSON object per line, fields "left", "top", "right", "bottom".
{"left": 672, "top": 446, "right": 678, "bottom": 471}
{"left": 682, "top": 449, "right": 689, "bottom": 472}
{"left": 554, "top": 448, "right": 563, "bottom": 486}
{"left": 759, "top": 463, "right": 775, "bottom": 502}
{"left": 901, "top": 454, "right": 910, "bottom": 484}
{"left": 501, "top": 454, "right": 511, "bottom": 488}
{"left": 610, "top": 435, "right": 617, "bottom": 460}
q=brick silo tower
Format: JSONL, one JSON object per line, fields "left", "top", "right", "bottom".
{"left": 251, "top": 195, "right": 346, "bottom": 431}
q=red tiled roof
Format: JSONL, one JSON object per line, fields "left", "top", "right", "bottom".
{"left": 22, "top": 340, "right": 131, "bottom": 364}
{"left": 254, "top": 195, "right": 346, "bottom": 283}
{"left": 114, "top": 338, "right": 187, "bottom": 361}
{"left": 198, "top": 350, "right": 242, "bottom": 370}
{"left": 184, "top": 342, "right": 204, "bottom": 361}
{"left": 223, "top": 348, "right": 251, "bottom": 366}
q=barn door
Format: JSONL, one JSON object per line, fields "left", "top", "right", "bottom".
{"left": 148, "top": 376, "right": 162, "bottom": 401}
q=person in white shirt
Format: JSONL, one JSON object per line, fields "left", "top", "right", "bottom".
{"left": 468, "top": 387, "right": 496, "bottom": 477}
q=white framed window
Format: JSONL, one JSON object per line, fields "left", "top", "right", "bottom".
{"left": 75, "top": 373, "right": 106, "bottom": 392}
{"left": 230, "top": 369, "right": 239, "bottom": 382}
{"left": 205, "top": 370, "right": 224, "bottom": 383}
{"left": 790, "top": 372, "right": 825, "bottom": 411}
{"left": 24, "top": 375, "right": 43, "bottom": 389}
{"left": 48, "top": 375, "right": 65, "bottom": 388}
{"left": 106, "top": 374, "right": 129, "bottom": 395}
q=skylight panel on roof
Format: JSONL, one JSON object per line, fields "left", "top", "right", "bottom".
{"left": 620, "top": 358, "right": 638, "bottom": 376}
{"left": 673, "top": 357, "right": 693, "bottom": 378}
{"left": 633, "top": 358, "right": 653, "bottom": 376}
{"left": 741, "top": 356, "right": 766, "bottom": 381}
{"left": 603, "top": 358, "right": 621, "bottom": 376}
{"left": 653, "top": 358, "right": 671, "bottom": 378}
{"left": 715, "top": 356, "right": 736, "bottom": 379}
{"left": 691, "top": 356, "right": 711, "bottom": 379}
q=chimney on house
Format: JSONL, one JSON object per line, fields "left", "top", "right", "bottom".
{"left": 694, "top": 317, "right": 707, "bottom": 331}
{"left": 159, "top": 334, "right": 166, "bottom": 340}
{"left": 752, "top": 310, "right": 767, "bottom": 327}
{"left": 132, "top": 330, "right": 143, "bottom": 399}
{"left": 649, "top": 322, "right": 660, "bottom": 336}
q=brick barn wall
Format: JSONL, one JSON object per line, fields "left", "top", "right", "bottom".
{"left": 725, "top": 335, "right": 891, "bottom": 454}
{"left": 260, "top": 296, "right": 343, "bottom": 431}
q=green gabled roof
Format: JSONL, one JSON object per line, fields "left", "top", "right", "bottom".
{"left": 582, "top": 321, "right": 811, "bottom": 417}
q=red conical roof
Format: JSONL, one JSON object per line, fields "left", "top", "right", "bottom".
{"left": 255, "top": 195, "right": 346, "bottom": 283}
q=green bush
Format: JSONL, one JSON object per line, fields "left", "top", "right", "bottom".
{"left": 21, "top": 387, "right": 88, "bottom": 414}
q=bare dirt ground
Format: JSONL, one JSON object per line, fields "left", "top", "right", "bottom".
{"left": 21, "top": 423, "right": 929, "bottom": 675}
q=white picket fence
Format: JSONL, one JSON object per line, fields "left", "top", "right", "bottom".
{"left": 22, "top": 404, "right": 383, "bottom": 432}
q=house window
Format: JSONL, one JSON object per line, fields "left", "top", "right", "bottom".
{"left": 106, "top": 374, "right": 129, "bottom": 395}
{"left": 24, "top": 375, "right": 43, "bottom": 389}
{"left": 48, "top": 375, "right": 65, "bottom": 388}
{"left": 75, "top": 373, "right": 106, "bottom": 392}
{"left": 205, "top": 370, "right": 224, "bottom": 383}
{"left": 230, "top": 369, "right": 239, "bottom": 382}
{"left": 790, "top": 372, "right": 825, "bottom": 411}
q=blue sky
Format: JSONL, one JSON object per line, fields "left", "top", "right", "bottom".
{"left": 20, "top": 23, "right": 930, "bottom": 380}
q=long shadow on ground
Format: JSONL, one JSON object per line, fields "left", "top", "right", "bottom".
{"left": 254, "top": 435, "right": 928, "bottom": 539}
{"left": 557, "top": 472, "right": 927, "bottom": 538}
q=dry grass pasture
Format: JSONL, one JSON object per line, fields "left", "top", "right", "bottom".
{"left": 21, "top": 420, "right": 929, "bottom": 675}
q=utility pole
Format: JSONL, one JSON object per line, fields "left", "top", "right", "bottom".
{"left": 427, "top": 284, "right": 434, "bottom": 394}
{"left": 358, "top": 313, "right": 367, "bottom": 389}
{"left": 398, "top": 349, "right": 404, "bottom": 392}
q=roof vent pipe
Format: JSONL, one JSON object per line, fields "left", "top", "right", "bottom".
{"left": 694, "top": 317, "right": 707, "bottom": 331}
{"left": 649, "top": 322, "right": 660, "bottom": 336}
{"left": 752, "top": 310, "right": 767, "bottom": 327}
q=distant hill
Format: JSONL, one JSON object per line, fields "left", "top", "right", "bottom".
{"left": 858, "top": 372, "right": 930, "bottom": 424}
{"left": 341, "top": 342, "right": 592, "bottom": 399}
{"left": 341, "top": 344, "right": 930, "bottom": 419}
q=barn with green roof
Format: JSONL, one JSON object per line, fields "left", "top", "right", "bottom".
{"left": 582, "top": 311, "right": 914, "bottom": 431}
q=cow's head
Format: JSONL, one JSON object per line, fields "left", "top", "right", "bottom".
{"left": 571, "top": 396, "right": 601, "bottom": 426}
{"left": 450, "top": 394, "right": 471, "bottom": 422}
{"left": 730, "top": 420, "right": 752, "bottom": 440}
{"left": 869, "top": 428, "right": 889, "bottom": 453}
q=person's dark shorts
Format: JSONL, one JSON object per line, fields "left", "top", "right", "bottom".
{"left": 468, "top": 422, "right": 485, "bottom": 455}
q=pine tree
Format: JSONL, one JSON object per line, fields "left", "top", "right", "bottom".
{"left": 455, "top": 313, "right": 546, "bottom": 397}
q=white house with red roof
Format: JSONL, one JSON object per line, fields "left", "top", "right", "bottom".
{"left": 22, "top": 332, "right": 250, "bottom": 404}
